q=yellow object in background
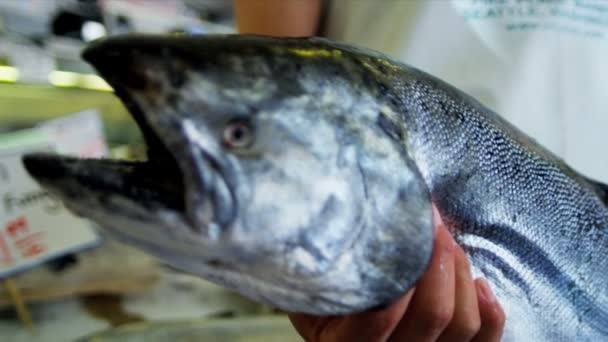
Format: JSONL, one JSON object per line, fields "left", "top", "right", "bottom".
{"left": 0, "top": 66, "right": 19, "bottom": 83}
{"left": 48, "top": 71, "right": 112, "bottom": 92}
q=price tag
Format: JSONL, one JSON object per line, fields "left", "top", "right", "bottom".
{"left": 0, "top": 127, "right": 100, "bottom": 278}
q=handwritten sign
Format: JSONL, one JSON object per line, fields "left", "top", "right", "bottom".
{"left": 0, "top": 114, "right": 103, "bottom": 278}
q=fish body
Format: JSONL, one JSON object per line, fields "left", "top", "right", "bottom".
{"left": 22, "top": 35, "right": 607, "bottom": 341}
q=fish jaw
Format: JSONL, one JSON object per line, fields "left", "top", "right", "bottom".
{"left": 21, "top": 153, "right": 194, "bottom": 251}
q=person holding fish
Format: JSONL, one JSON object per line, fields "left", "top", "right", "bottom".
{"left": 232, "top": 1, "right": 517, "bottom": 341}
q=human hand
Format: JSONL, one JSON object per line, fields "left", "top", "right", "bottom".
{"left": 288, "top": 214, "right": 505, "bottom": 342}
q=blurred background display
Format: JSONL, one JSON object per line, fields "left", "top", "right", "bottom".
{"left": 0, "top": 2, "right": 299, "bottom": 341}
{"left": 0, "top": 0, "right": 234, "bottom": 146}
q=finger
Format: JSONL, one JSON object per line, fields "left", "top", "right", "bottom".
{"left": 288, "top": 313, "right": 330, "bottom": 341}
{"left": 289, "top": 290, "right": 414, "bottom": 342}
{"left": 389, "top": 226, "right": 456, "bottom": 341}
{"left": 432, "top": 204, "right": 443, "bottom": 229}
{"left": 471, "top": 278, "right": 506, "bottom": 342}
{"left": 437, "top": 246, "right": 481, "bottom": 342}
{"left": 329, "top": 290, "right": 414, "bottom": 342}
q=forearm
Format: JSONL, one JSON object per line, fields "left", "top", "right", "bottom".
{"left": 233, "top": 0, "right": 322, "bottom": 37}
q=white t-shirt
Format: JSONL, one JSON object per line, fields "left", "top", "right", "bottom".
{"left": 325, "top": 0, "right": 608, "bottom": 183}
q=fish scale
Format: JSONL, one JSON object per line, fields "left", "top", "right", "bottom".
{"left": 394, "top": 72, "right": 608, "bottom": 340}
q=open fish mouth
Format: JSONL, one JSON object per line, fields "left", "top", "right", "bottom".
{"left": 22, "top": 45, "right": 188, "bottom": 215}
{"left": 23, "top": 34, "right": 240, "bottom": 237}
{"left": 22, "top": 152, "right": 186, "bottom": 212}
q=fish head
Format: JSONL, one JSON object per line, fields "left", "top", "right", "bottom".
{"left": 23, "top": 35, "right": 433, "bottom": 314}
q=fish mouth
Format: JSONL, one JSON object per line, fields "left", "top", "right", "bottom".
{"left": 23, "top": 37, "right": 191, "bottom": 215}
{"left": 22, "top": 153, "right": 185, "bottom": 213}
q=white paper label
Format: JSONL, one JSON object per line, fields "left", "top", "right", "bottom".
{"left": 37, "top": 109, "right": 109, "bottom": 158}
{"left": 0, "top": 144, "right": 100, "bottom": 278}
{"left": 0, "top": 110, "right": 109, "bottom": 278}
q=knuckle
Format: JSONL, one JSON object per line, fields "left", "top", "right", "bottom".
{"left": 298, "top": 318, "right": 330, "bottom": 342}
{"left": 419, "top": 307, "right": 454, "bottom": 334}
{"left": 367, "top": 312, "right": 402, "bottom": 336}
{"left": 382, "top": 313, "right": 404, "bottom": 330}
{"left": 492, "top": 306, "right": 507, "bottom": 327}
{"left": 458, "top": 315, "right": 482, "bottom": 338}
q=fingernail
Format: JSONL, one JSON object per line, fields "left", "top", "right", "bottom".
{"left": 432, "top": 206, "right": 443, "bottom": 232}
{"left": 436, "top": 226, "right": 456, "bottom": 253}
{"left": 477, "top": 278, "right": 497, "bottom": 304}
{"left": 434, "top": 222, "right": 444, "bottom": 234}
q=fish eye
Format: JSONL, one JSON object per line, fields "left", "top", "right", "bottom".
{"left": 222, "top": 119, "right": 254, "bottom": 149}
